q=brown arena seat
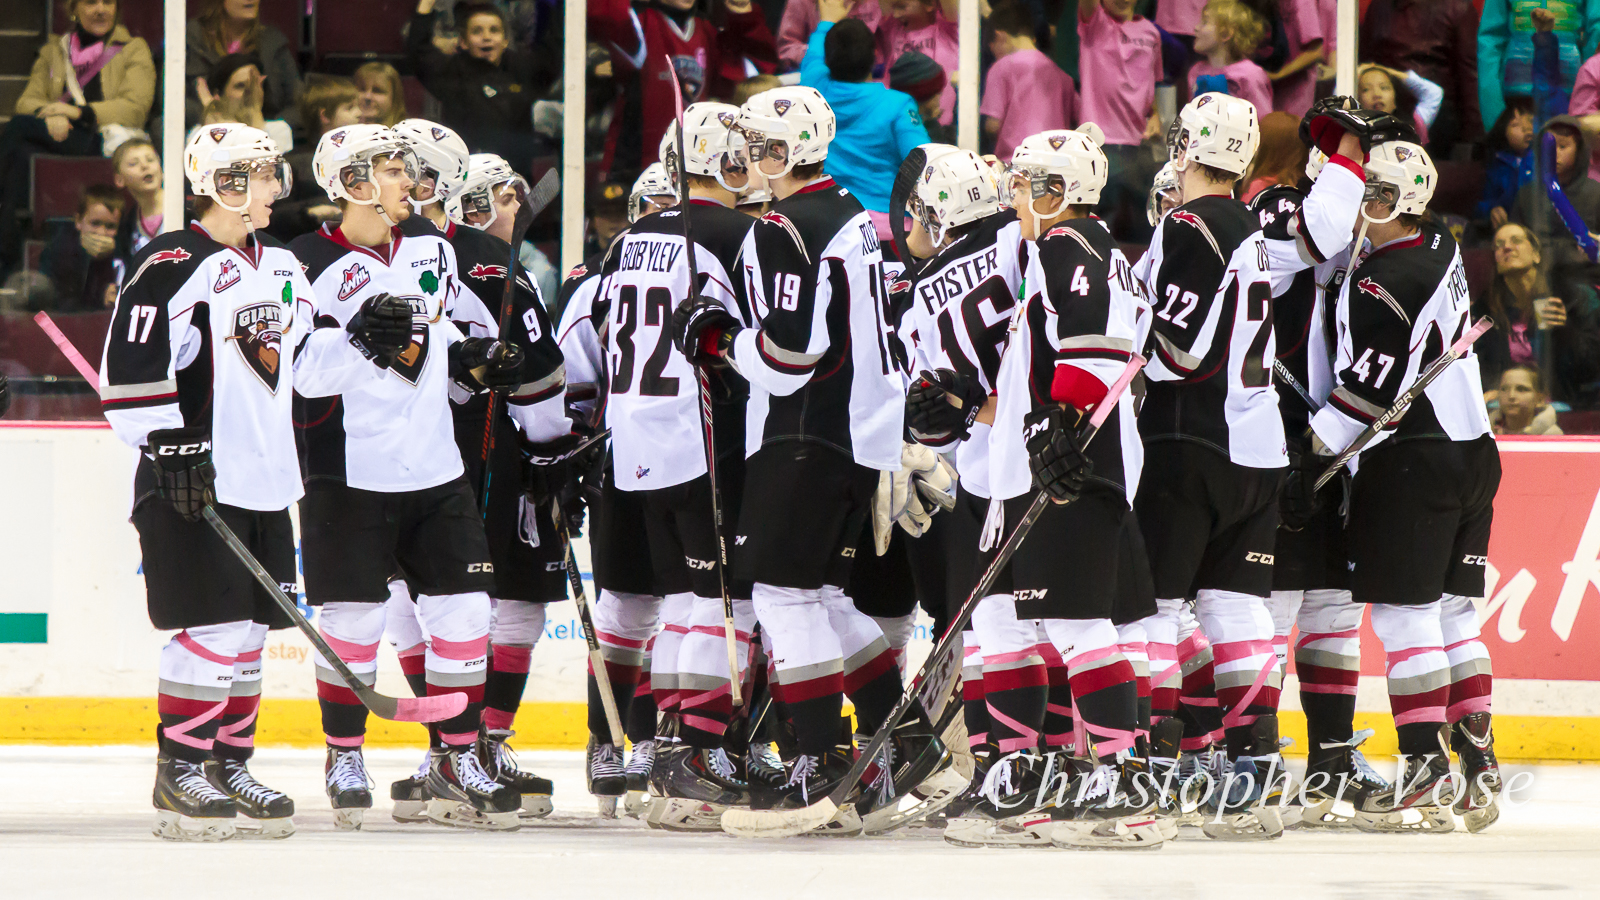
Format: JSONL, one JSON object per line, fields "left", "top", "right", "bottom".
{"left": 29, "top": 156, "right": 118, "bottom": 232}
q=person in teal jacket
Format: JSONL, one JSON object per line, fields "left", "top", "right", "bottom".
{"left": 799, "top": 12, "right": 930, "bottom": 224}
{"left": 1480, "top": 0, "right": 1600, "bottom": 132}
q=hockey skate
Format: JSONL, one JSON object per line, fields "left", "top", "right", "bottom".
{"left": 206, "top": 757, "right": 294, "bottom": 838}
{"left": 931, "top": 742, "right": 997, "bottom": 827}
{"left": 325, "top": 747, "right": 373, "bottom": 831}
{"left": 1200, "top": 718, "right": 1287, "bottom": 842}
{"left": 622, "top": 738, "right": 657, "bottom": 819}
{"left": 649, "top": 746, "right": 750, "bottom": 832}
{"left": 1299, "top": 730, "right": 1389, "bottom": 830}
{"left": 857, "top": 715, "right": 966, "bottom": 835}
{"left": 943, "top": 752, "right": 1077, "bottom": 848}
{"left": 480, "top": 731, "right": 554, "bottom": 819}
{"left": 153, "top": 754, "right": 237, "bottom": 842}
{"left": 1352, "top": 750, "right": 1457, "bottom": 834}
{"left": 424, "top": 745, "right": 521, "bottom": 831}
{"left": 1452, "top": 713, "right": 1502, "bottom": 833}
{"left": 1146, "top": 718, "right": 1186, "bottom": 818}
{"left": 1051, "top": 758, "right": 1172, "bottom": 851}
{"left": 390, "top": 752, "right": 431, "bottom": 823}
{"left": 1172, "top": 747, "right": 1218, "bottom": 827}
{"left": 721, "top": 749, "right": 864, "bottom": 837}
{"left": 586, "top": 736, "right": 626, "bottom": 818}
{"left": 742, "top": 740, "right": 788, "bottom": 809}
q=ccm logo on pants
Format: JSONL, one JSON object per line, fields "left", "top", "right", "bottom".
{"left": 467, "top": 562, "right": 495, "bottom": 573}
{"left": 1462, "top": 555, "right": 1488, "bottom": 566}
{"left": 1245, "top": 552, "right": 1275, "bottom": 564}
{"left": 1014, "top": 589, "right": 1049, "bottom": 601}
{"left": 686, "top": 557, "right": 716, "bottom": 571}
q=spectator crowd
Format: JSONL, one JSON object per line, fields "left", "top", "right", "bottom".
{"left": 2, "top": 0, "right": 1599, "bottom": 428}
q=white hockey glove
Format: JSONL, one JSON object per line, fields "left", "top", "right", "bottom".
{"left": 872, "top": 444, "right": 960, "bottom": 555}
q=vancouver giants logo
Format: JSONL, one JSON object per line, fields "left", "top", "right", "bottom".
{"left": 214, "top": 258, "right": 241, "bottom": 293}
{"left": 1358, "top": 277, "right": 1397, "bottom": 305}
{"left": 230, "top": 302, "right": 285, "bottom": 392}
{"left": 772, "top": 98, "right": 792, "bottom": 116}
{"left": 468, "top": 263, "right": 508, "bottom": 280}
{"left": 1171, "top": 210, "right": 1204, "bottom": 229}
{"left": 387, "top": 295, "right": 432, "bottom": 387}
{"left": 337, "top": 263, "right": 370, "bottom": 300}
{"left": 209, "top": 127, "right": 229, "bottom": 143}
{"left": 758, "top": 211, "right": 809, "bottom": 262}
{"left": 565, "top": 263, "right": 588, "bottom": 281}
{"left": 151, "top": 248, "right": 192, "bottom": 265}
{"left": 430, "top": 127, "right": 447, "bottom": 141}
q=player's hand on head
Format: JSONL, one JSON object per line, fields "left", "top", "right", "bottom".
{"left": 1023, "top": 405, "right": 1092, "bottom": 503}
{"left": 144, "top": 426, "right": 217, "bottom": 521}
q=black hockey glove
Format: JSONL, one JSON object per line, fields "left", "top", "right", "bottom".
{"left": 450, "top": 338, "right": 526, "bottom": 393}
{"left": 906, "top": 369, "right": 988, "bottom": 444}
{"left": 1302, "top": 105, "right": 1417, "bottom": 157}
{"left": 1023, "top": 406, "right": 1093, "bottom": 503}
{"left": 1278, "top": 449, "right": 1325, "bottom": 531}
{"left": 145, "top": 426, "right": 216, "bottom": 521}
{"left": 672, "top": 295, "right": 740, "bottom": 365}
{"left": 0, "top": 372, "right": 9, "bottom": 419}
{"left": 346, "top": 293, "right": 414, "bottom": 368}
{"left": 522, "top": 432, "right": 586, "bottom": 507}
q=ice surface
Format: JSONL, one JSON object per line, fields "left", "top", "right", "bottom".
{"left": 1, "top": 746, "right": 1595, "bottom": 899}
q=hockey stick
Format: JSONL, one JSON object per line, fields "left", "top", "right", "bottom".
{"left": 1272, "top": 359, "right": 1316, "bottom": 410}
{"left": 33, "top": 311, "right": 99, "bottom": 383}
{"left": 201, "top": 507, "right": 468, "bottom": 723}
{"left": 667, "top": 58, "right": 743, "bottom": 705}
{"left": 550, "top": 492, "right": 626, "bottom": 747}
{"left": 889, "top": 147, "right": 932, "bottom": 276}
{"left": 1313, "top": 315, "right": 1493, "bottom": 492}
{"left": 723, "top": 355, "right": 1146, "bottom": 838}
{"left": 1540, "top": 131, "right": 1600, "bottom": 263}
{"left": 479, "top": 168, "right": 562, "bottom": 514}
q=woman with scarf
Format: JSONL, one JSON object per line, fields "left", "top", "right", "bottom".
{"left": 0, "top": 0, "right": 154, "bottom": 280}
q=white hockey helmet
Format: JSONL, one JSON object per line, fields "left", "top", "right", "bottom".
{"left": 1362, "top": 140, "right": 1437, "bottom": 224}
{"left": 183, "top": 123, "right": 291, "bottom": 215}
{"left": 659, "top": 101, "right": 749, "bottom": 194}
{"left": 1169, "top": 92, "right": 1259, "bottom": 178}
{"left": 445, "top": 153, "right": 528, "bottom": 231}
{"left": 1147, "top": 161, "right": 1181, "bottom": 226}
{"left": 732, "top": 86, "right": 836, "bottom": 178}
{"left": 912, "top": 145, "right": 1002, "bottom": 247}
{"left": 391, "top": 118, "right": 471, "bottom": 203}
{"left": 312, "top": 123, "right": 420, "bottom": 210}
{"left": 1004, "top": 126, "right": 1109, "bottom": 234}
{"left": 628, "top": 163, "right": 679, "bottom": 223}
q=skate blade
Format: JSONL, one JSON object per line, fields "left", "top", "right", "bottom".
{"left": 518, "top": 795, "right": 554, "bottom": 820}
{"left": 153, "top": 810, "right": 236, "bottom": 842}
{"left": 623, "top": 790, "right": 650, "bottom": 819}
{"left": 425, "top": 798, "right": 521, "bottom": 831}
{"left": 234, "top": 816, "right": 296, "bottom": 839}
{"left": 391, "top": 799, "right": 429, "bottom": 824}
{"left": 799, "top": 804, "right": 863, "bottom": 837}
{"left": 1463, "top": 801, "right": 1500, "bottom": 834}
{"left": 1199, "top": 807, "right": 1285, "bottom": 842}
{"left": 862, "top": 766, "right": 969, "bottom": 835}
{"left": 596, "top": 795, "right": 620, "bottom": 819}
{"left": 332, "top": 808, "right": 365, "bottom": 832}
{"left": 1353, "top": 806, "right": 1455, "bottom": 834}
{"left": 943, "top": 814, "right": 1057, "bottom": 848}
{"left": 721, "top": 798, "right": 843, "bottom": 839}
{"left": 654, "top": 798, "right": 731, "bottom": 832}
{"left": 1297, "top": 798, "right": 1359, "bottom": 830}
{"left": 1051, "top": 816, "right": 1168, "bottom": 850}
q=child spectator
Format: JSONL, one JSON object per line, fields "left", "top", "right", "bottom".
{"left": 733, "top": 73, "right": 785, "bottom": 105}
{"left": 353, "top": 62, "right": 407, "bottom": 128}
{"left": 1477, "top": 221, "right": 1600, "bottom": 405}
{"left": 185, "top": 0, "right": 301, "bottom": 127}
{"left": 1241, "top": 111, "right": 1306, "bottom": 201}
{"left": 1478, "top": 99, "right": 1536, "bottom": 229}
{"left": 889, "top": 50, "right": 953, "bottom": 143}
{"left": 1511, "top": 116, "right": 1600, "bottom": 274}
{"left": 197, "top": 54, "right": 293, "bottom": 151}
{"left": 1264, "top": 0, "right": 1323, "bottom": 116}
{"left": 1479, "top": 0, "right": 1600, "bottom": 135}
{"left": 777, "top": 0, "right": 882, "bottom": 70}
{"left": 1076, "top": 0, "right": 1163, "bottom": 240}
{"left": 1491, "top": 365, "right": 1564, "bottom": 434}
{"left": 801, "top": 11, "right": 929, "bottom": 234}
{"left": 110, "top": 137, "right": 163, "bottom": 257}
{"left": 265, "top": 75, "right": 361, "bottom": 242}
{"left": 1357, "top": 63, "right": 1441, "bottom": 144}
{"left": 1186, "top": 0, "right": 1271, "bottom": 115}
{"left": 39, "top": 185, "right": 123, "bottom": 312}
{"left": 876, "top": 0, "right": 960, "bottom": 127}
{"left": 589, "top": 0, "right": 777, "bottom": 182}
{"left": 982, "top": 3, "right": 1076, "bottom": 161}
{"left": 409, "top": 0, "right": 558, "bottom": 174}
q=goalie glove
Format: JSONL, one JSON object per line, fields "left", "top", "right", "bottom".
{"left": 450, "top": 338, "right": 526, "bottom": 393}
{"left": 671, "top": 295, "right": 741, "bottom": 365}
{"left": 145, "top": 426, "right": 216, "bottom": 521}
{"left": 1302, "top": 103, "right": 1417, "bottom": 157}
{"left": 906, "top": 368, "right": 988, "bottom": 445}
{"left": 1023, "top": 406, "right": 1092, "bottom": 503}
{"left": 346, "top": 293, "right": 415, "bottom": 367}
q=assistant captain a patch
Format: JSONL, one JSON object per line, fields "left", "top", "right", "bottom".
{"left": 231, "top": 301, "right": 285, "bottom": 392}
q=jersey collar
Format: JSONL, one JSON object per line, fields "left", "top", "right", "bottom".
{"left": 792, "top": 176, "right": 837, "bottom": 196}
{"left": 189, "top": 221, "right": 263, "bottom": 269}
{"left": 1367, "top": 229, "right": 1425, "bottom": 261}
{"left": 320, "top": 221, "right": 405, "bottom": 266}
{"left": 689, "top": 196, "right": 731, "bottom": 208}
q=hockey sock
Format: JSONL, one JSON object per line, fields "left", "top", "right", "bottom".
{"left": 870, "top": 613, "right": 916, "bottom": 672}
{"left": 1043, "top": 619, "right": 1138, "bottom": 760}
{"left": 1370, "top": 601, "right": 1450, "bottom": 756}
{"left": 384, "top": 582, "right": 428, "bottom": 697}
{"left": 1177, "top": 629, "right": 1221, "bottom": 751}
{"left": 825, "top": 586, "right": 902, "bottom": 735}
{"left": 158, "top": 622, "right": 251, "bottom": 763}
{"left": 214, "top": 622, "right": 269, "bottom": 761}
{"left": 417, "top": 592, "right": 491, "bottom": 748}
{"left": 1198, "top": 591, "right": 1281, "bottom": 757}
{"left": 1144, "top": 605, "right": 1181, "bottom": 725}
{"left": 627, "top": 656, "right": 657, "bottom": 744}
{"left": 397, "top": 643, "right": 427, "bottom": 698}
{"left": 981, "top": 652, "right": 1047, "bottom": 753}
{"left": 650, "top": 593, "right": 695, "bottom": 717}
{"left": 677, "top": 596, "right": 756, "bottom": 749}
{"left": 1037, "top": 640, "right": 1075, "bottom": 751}
{"left": 961, "top": 633, "right": 991, "bottom": 748}
{"left": 1441, "top": 594, "right": 1493, "bottom": 722}
{"left": 1117, "top": 621, "right": 1151, "bottom": 743}
{"left": 316, "top": 602, "right": 385, "bottom": 748}
{"left": 482, "top": 597, "right": 545, "bottom": 732}
{"left": 1296, "top": 589, "right": 1362, "bottom": 749}
{"left": 753, "top": 584, "right": 847, "bottom": 757}
{"left": 591, "top": 590, "right": 661, "bottom": 742}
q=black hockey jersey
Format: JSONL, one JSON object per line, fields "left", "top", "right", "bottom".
{"left": 101, "top": 224, "right": 378, "bottom": 511}
{"left": 1310, "top": 224, "right": 1492, "bottom": 454}
{"left": 990, "top": 217, "right": 1148, "bottom": 503}
{"left": 728, "top": 177, "right": 903, "bottom": 470}
{"left": 1135, "top": 194, "right": 1287, "bottom": 469}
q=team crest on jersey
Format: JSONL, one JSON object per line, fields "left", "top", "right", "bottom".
{"left": 387, "top": 295, "right": 432, "bottom": 386}
{"left": 566, "top": 263, "right": 588, "bottom": 281}
{"left": 671, "top": 55, "right": 705, "bottom": 105}
{"left": 430, "top": 126, "right": 447, "bottom": 141}
{"left": 468, "top": 263, "right": 508, "bottom": 280}
{"left": 151, "top": 248, "right": 192, "bottom": 265}
{"left": 636, "top": 466, "right": 650, "bottom": 479}
{"left": 338, "top": 263, "right": 370, "bottom": 300}
{"left": 1170, "top": 209, "right": 1223, "bottom": 259}
{"left": 758, "top": 211, "right": 810, "bottom": 263}
{"left": 772, "top": 98, "right": 792, "bottom": 116}
{"left": 231, "top": 302, "right": 285, "bottom": 392}
{"left": 213, "top": 258, "right": 241, "bottom": 293}
{"left": 1357, "top": 276, "right": 1410, "bottom": 323}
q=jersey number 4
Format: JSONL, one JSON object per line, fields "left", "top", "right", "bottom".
{"left": 612, "top": 285, "right": 679, "bottom": 396}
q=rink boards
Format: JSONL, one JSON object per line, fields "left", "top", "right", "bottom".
{"left": 1, "top": 424, "right": 1599, "bottom": 758}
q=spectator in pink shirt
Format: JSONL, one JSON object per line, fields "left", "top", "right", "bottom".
{"left": 876, "top": 0, "right": 961, "bottom": 127}
{"left": 1157, "top": 0, "right": 1210, "bottom": 43}
{"left": 1187, "top": 0, "right": 1272, "bottom": 115}
{"left": 1568, "top": 50, "right": 1600, "bottom": 182}
{"left": 1266, "top": 0, "right": 1324, "bottom": 116}
{"left": 777, "top": 0, "right": 882, "bottom": 71}
{"left": 1077, "top": 0, "right": 1164, "bottom": 239}
{"left": 982, "top": 4, "right": 1076, "bottom": 160}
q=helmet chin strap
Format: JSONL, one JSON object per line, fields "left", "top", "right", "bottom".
{"left": 212, "top": 184, "right": 258, "bottom": 237}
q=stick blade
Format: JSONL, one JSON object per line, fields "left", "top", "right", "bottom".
{"left": 890, "top": 146, "right": 930, "bottom": 274}
{"left": 372, "top": 689, "right": 470, "bottom": 723}
{"left": 524, "top": 168, "right": 561, "bottom": 222}
{"left": 720, "top": 798, "right": 838, "bottom": 838}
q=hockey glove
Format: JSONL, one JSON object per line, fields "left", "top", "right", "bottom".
{"left": 1024, "top": 406, "right": 1092, "bottom": 503}
{"left": 522, "top": 432, "right": 586, "bottom": 506}
{"left": 1303, "top": 105, "right": 1417, "bottom": 157}
{"left": 450, "top": 338, "right": 526, "bottom": 393}
{"left": 1278, "top": 450, "right": 1325, "bottom": 531}
{"left": 346, "top": 293, "right": 414, "bottom": 368}
{"left": 672, "top": 295, "right": 741, "bottom": 365}
{"left": 906, "top": 368, "right": 988, "bottom": 445}
{"left": 145, "top": 426, "right": 216, "bottom": 521}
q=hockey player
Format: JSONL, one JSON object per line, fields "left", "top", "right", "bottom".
{"left": 102, "top": 124, "right": 387, "bottom": 841}
{"left": 631, "top": 163, "right": 680, "bottom": 225}
{"left": 1132, "top": 92, "right": 1287, "bottom": 840}
{"left": 592, "top": 103, "right": 760, "bottom": 830}
{"left": 1309, "top": 139, "right": 1502, "bottom": 833}
{"left": 672, "top": 86, "right": 953, "bottom": 832}
{"left": 391, "top": 118, "right": 471, "bottom": 232}
{"left": 291, "top": 124, "right": 528, "bottom": 831}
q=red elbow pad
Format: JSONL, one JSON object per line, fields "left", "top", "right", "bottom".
{"left": 1050, "top": 364, "right": 1108, "bottom": 410}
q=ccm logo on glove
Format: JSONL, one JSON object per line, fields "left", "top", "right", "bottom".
{"left": 155, "top": 441, "right": 211, "bottom": 456}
